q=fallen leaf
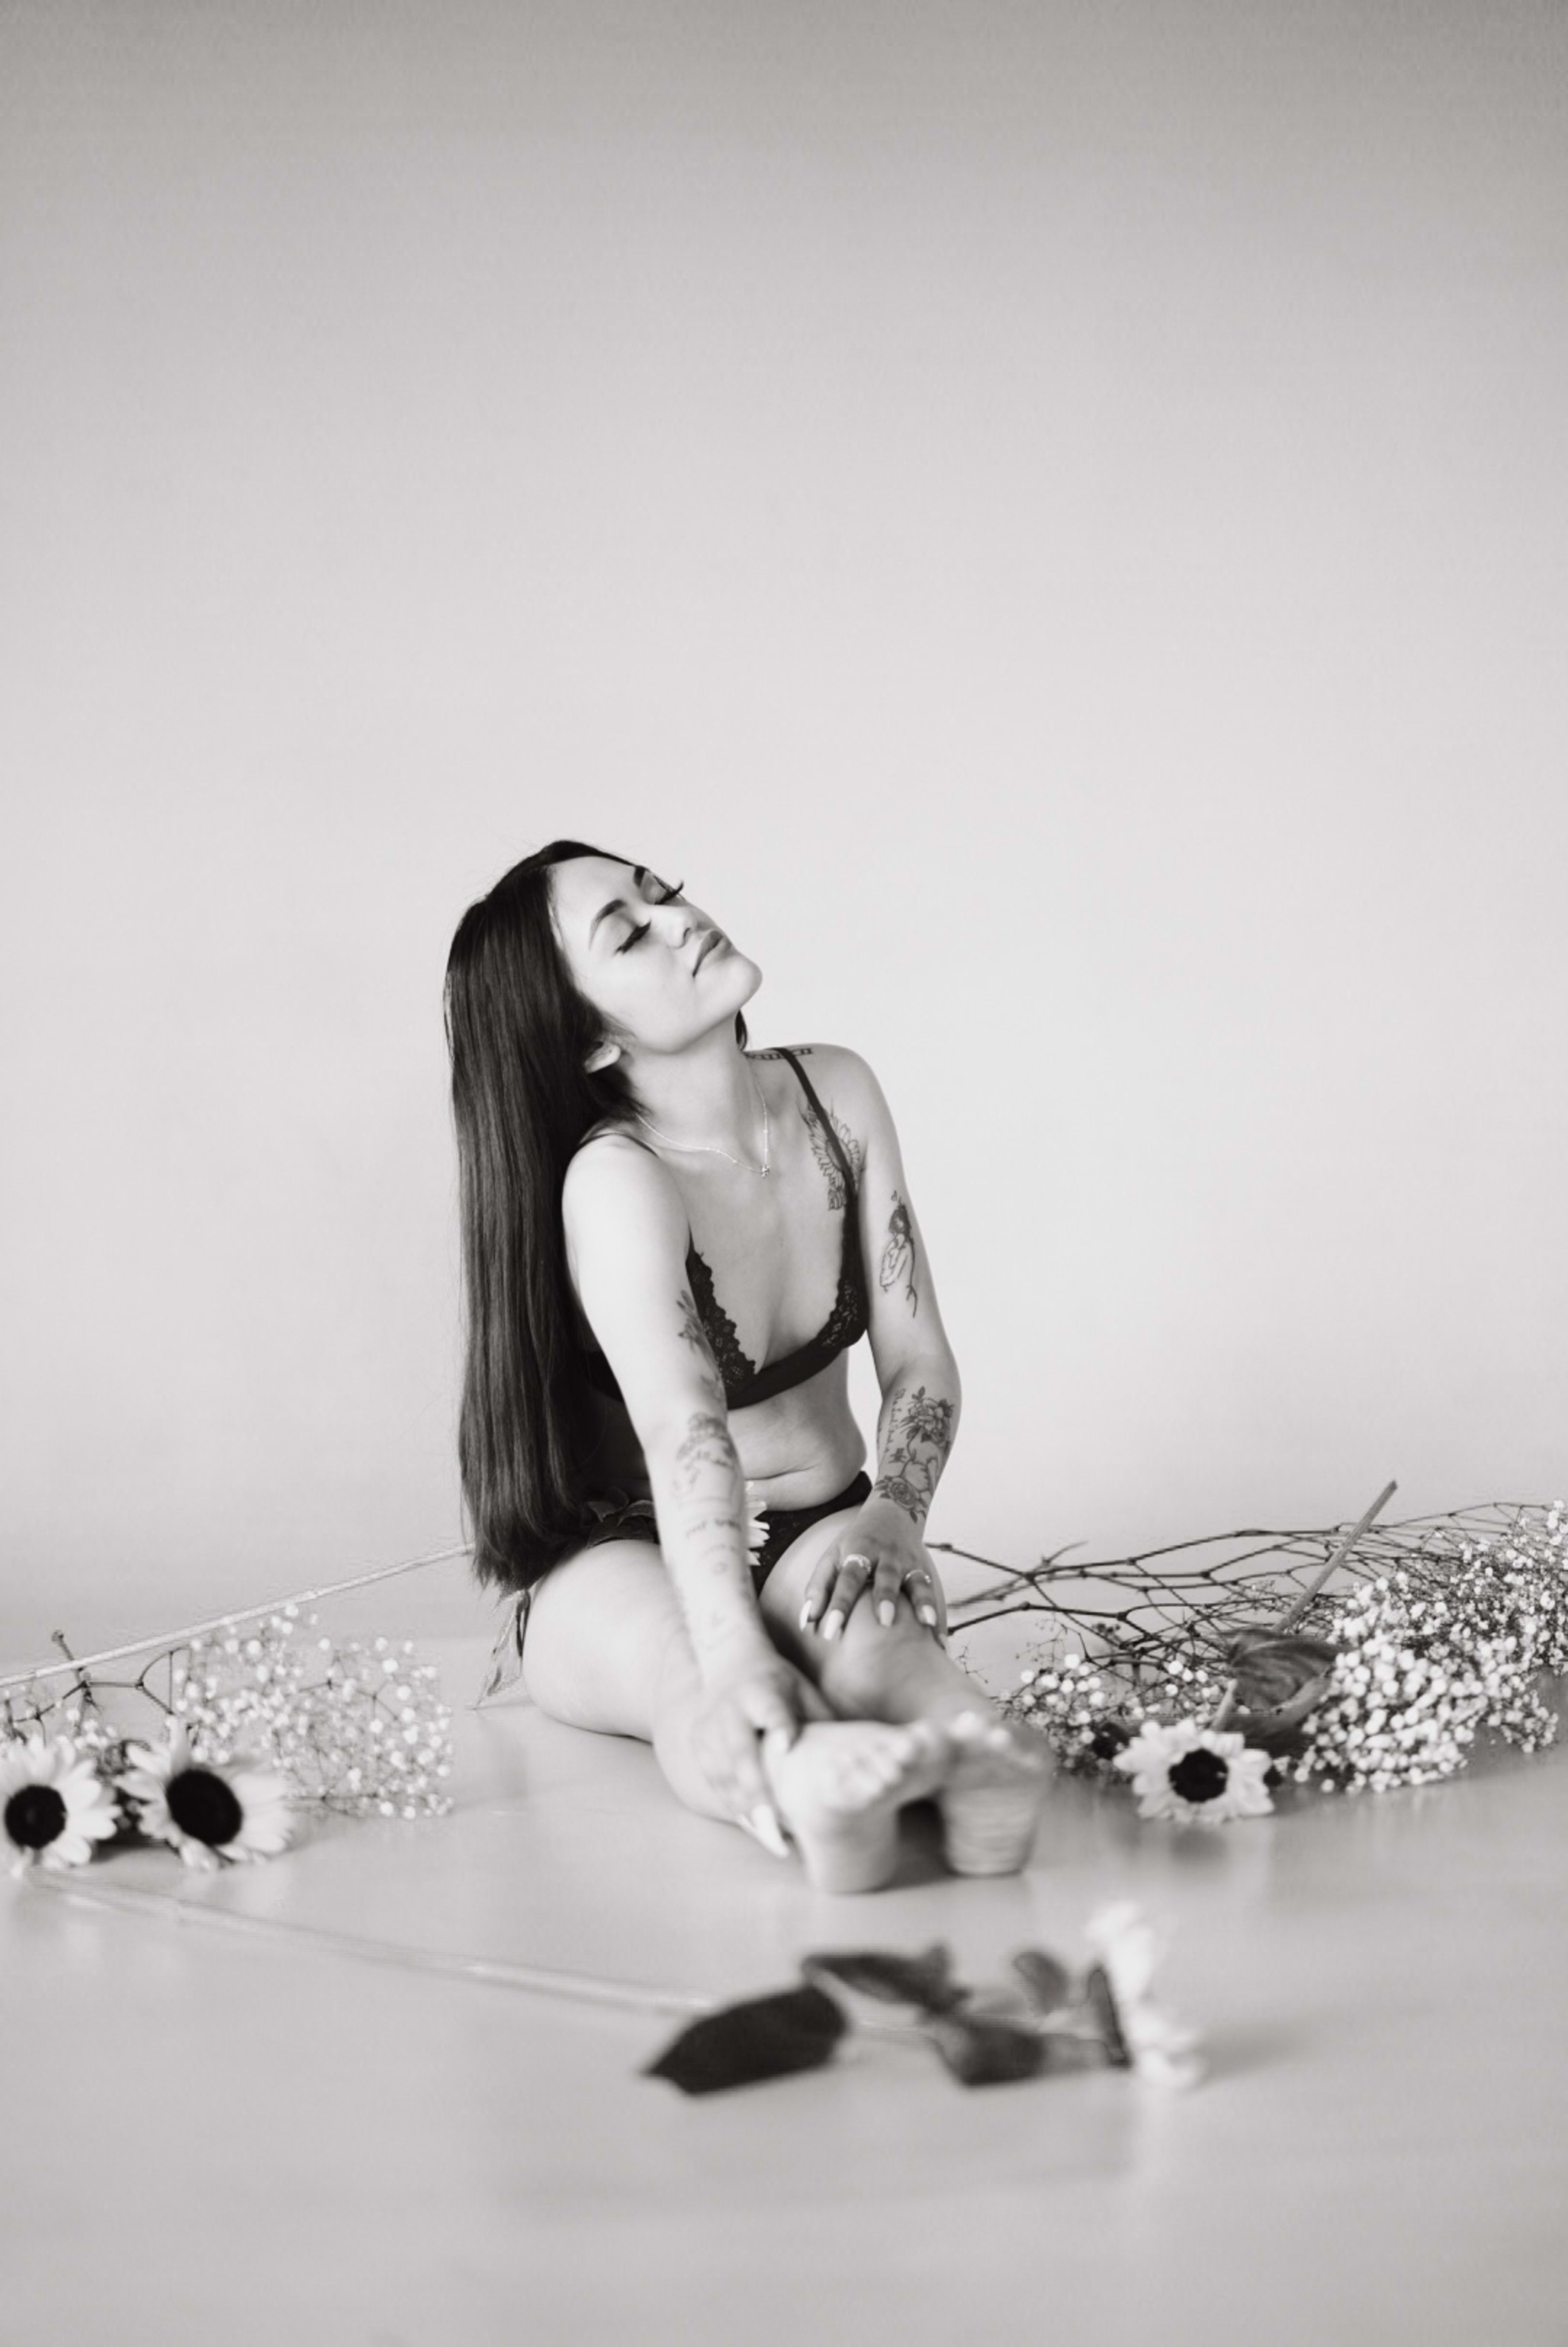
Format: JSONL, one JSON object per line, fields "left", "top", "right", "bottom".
{"left": 921, "top": 2014, "right": 1049, "bottom": 2086}
{"left": 1011, "top": 1948, "right": 1073, "bottom": 2016}
{"left": 802, "top": 1944, "right": 965, "bottom": 2015}
{"left": 644, "top": 1986, "right": 846, "bottom": 2095}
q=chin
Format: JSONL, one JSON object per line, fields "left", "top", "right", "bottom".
{"left": 700, "top": 955, "right": 760, "bottom": 1034}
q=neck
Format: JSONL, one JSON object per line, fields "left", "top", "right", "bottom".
{"left": 624, "top": 1028, "right": 761, "bottom": 1156}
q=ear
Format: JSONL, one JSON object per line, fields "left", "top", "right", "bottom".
{"left": 585, "top": 1041, "right": 622, "bottom": 1073}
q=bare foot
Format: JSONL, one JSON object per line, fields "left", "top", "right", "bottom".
{"left": 938, "top": 1709, "right": 1052, "bottom": 1876}
{"left": 760, "top": 1720, "right": 952, "bottom": 1894}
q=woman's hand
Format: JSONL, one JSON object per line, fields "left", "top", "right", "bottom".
{"left": 690, "top": 1644, "right": 828, "bottom": 1852}
{"left": 798, "top": 1498, "right": 947, "bottom": 1644}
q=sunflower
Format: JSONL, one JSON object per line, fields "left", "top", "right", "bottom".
{"left": 1113, "top": 1718, "right": 1274, "bottom": 1824}
{"left": 0, "top": 1733, "right": 120, "bottom": 1876}
{"left": 121, "top": 1718, "right": 292, "bottom": 1870}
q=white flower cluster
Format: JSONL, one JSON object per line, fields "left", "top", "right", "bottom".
{"left": 1006, "top": 1649, "right": 1116, "bottom": 1764}
{"left": 1285, "top": 1513, "right": 1566, "bottom": 1793}
{"left": 174, "top": 1607, "right": 453, "bottom": 1821}
{"left": 1006, "top": 1645, "right": 1229, "bottom": 1771}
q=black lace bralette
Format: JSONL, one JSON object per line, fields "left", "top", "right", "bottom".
{"left": 581, "top": 1047, "right": 869, "bottom": 1410}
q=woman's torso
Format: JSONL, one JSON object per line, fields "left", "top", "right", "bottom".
{"left": 570, "top": 1046, "right": 870, "bottom": 1509}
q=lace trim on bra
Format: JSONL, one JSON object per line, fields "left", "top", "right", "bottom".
{"left": 580, "top": 1046, "right": 869, "bottom": 1408}
{"left": 685, "top": 1230, "right": 867, "bottom": 1406}
{"left": 684, "top": 1239, "right": 755, "bottom": 1399}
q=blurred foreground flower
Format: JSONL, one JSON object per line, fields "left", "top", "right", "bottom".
{"left": 1114, "top": 1719, "right": 1275, "bottom": 1824}
{"left": 121, "top": 1719, "right": 292, "bottom": 1870}
{"left": 1085, "top": 1901, "right": 1205, "bottom": 2088}
{"left": 647, "top": 1914, "right": 1205, "bottom": 2095}
{"left": 0, "top": 1734, "right": 119, "bottom": 1876}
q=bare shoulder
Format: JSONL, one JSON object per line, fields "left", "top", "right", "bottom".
{"left": 561, "top": 1128, "right": 687, "bottom": 1253}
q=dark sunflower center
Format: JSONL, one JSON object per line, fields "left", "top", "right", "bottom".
{"left": 5, "top": 1783, "right": 68, "bottom": 1850}
{"left": 167, "top": 1767, "right": 244, "bottom": 1845}
{"left": 1167, "top": 1747, "right": 1230, "bottom": 1803}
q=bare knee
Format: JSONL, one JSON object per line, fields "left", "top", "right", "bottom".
{"left": 790, "top": 1596, "right": 950, "bottom": 1716}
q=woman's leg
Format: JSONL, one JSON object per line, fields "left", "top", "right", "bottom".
{"left": 757, "top": 1510, "right": 1052, "bottom": 1874}
{"left": 521, "top": 1538, "right": 726, "bottom": 1816}
{"left": 521, "top": 1539, "right": 954, "bottom": 1891}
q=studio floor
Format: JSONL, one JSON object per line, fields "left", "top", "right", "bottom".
{"left": 3, "top": 1622, "right": 1566, "bottom": 2347}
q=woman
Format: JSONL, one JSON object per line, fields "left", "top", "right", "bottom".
{"left": 445, "top": 840, "right": 1048, "bottom": 1892}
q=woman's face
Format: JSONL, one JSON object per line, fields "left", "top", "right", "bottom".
{"left": 550, "top": 856, "right": 760, "bottom": 1056}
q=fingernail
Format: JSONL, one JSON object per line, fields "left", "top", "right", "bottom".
{"left": 918, "top": 1605, "right": 938, "bottom": 1628}
{"left": 750, "top": 1805, "right": 790, "bottom": 1858}
{"left": 798, "top": 1604, "right": 816, "bottom": 1632}
{"left": 822, "top": 1611, "right": 843, "bottom": 1642}
{"left": 877, "top": 1600, "right": 895, "bottom": 1627}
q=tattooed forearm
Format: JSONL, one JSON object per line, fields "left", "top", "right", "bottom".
{"left": 798, "top": 1104, "right": 866, "bottom": 1211}
{"left": 668, "top": 1410, "right": 736, "bottom": 1499}
{"left": 655, "top": 1405, "right": 763, "bottom": 1658}
{"left": 871, "top": 1381, "right": 956, "bottom": 1526}
{"left": 878, "top": 1189, "right": 918, "bottom": 1315}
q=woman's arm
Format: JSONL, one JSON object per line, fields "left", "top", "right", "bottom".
{"left": 564, "top": 1138, "right": 770, "bottom": 1667}
{"left": 858, "top": 1053, "right": 962, "bottom": 1528}
{"left": 795, "top": 1048, "right": 963, "bottom": 1638}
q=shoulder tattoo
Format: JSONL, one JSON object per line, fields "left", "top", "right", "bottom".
{"left": 798, "top": 1101, "right": 865, "bottom": 1211}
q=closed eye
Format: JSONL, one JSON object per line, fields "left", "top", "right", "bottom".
{"left": 616, "top": 878, "right": 685, "bottom": 952}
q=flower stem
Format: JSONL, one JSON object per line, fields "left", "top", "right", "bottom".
{"left": 1276, "top": 1480, "right": 1398, "bottom": 1634}
{"left": 49, "top": 1633, "right": 104, "bottom": 1720}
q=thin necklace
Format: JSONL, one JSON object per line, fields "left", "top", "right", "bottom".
{"left": 635, "top": 1069, "right": 771, "bottom": 1177}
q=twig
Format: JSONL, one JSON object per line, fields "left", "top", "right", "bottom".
{"left": 0, "top": 1540, "right": 474, "bottom": 1695}
{"left": 1276, "top": 1481, "right": 1398, "bottom": 1633}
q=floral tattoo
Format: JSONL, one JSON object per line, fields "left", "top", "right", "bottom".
{"left": 798, "top": 1103, "right": 865, "bottom": 1212}
{"left": 666, "top": 1404, "right": 753, "bottom": 1650}
{"left": 676, "top": 1287, "right": 725, "bottom": 1403}
{"left": 871, "top": 1383, "right": 955, "bottom": 1527}
{"left": 878, "top": 1190, "right": 918, "bottom": 1315}
{"left": 669, "top": 1410, "right": 734, "bottom": 1498}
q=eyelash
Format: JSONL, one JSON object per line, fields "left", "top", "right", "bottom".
{"left": 617, "top": 879, "right": 685, "bottom": 953}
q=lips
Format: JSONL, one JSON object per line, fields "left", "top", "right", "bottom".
{"left": 694, "top": 931, "right": 726, "bottom": 971}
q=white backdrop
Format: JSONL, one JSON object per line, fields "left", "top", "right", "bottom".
{"left": 3, "top": 0, "right": 1565, "bottom": 1652}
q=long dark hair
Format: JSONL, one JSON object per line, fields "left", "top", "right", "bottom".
{"left": 444, "top": 840, "right": 747, "bottom": 1593}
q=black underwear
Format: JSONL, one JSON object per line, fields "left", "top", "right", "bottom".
{"left": 476, "top": 1470, "right": 875, "bottom": 1705}
{"left": 579, "top": 1468, "right": 873, "bottom": 1589}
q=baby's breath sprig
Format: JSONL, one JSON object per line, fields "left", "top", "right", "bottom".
{"left": 3, "top": 1608, "right": 453, "bottom": 1827}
